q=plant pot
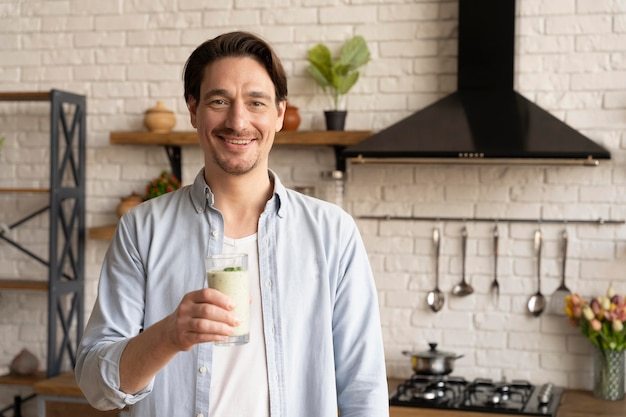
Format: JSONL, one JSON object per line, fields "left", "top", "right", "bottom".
{"left": 283, "top": 104, "right": 301, "bottom": 131}
{"left": 324, "top": 110, "right": 347, "bottom": 131}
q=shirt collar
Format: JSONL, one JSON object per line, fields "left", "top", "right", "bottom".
{"left": 189, "top": 168, "right": 286, "bottom": 217}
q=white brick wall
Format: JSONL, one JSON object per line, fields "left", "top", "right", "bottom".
{"left": 0, "top": 0, "right": 625, "bottom": 408}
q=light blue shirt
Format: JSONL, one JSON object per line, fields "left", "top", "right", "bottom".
{"left": 76, "top": 169, "right": 389, "bottom": 417}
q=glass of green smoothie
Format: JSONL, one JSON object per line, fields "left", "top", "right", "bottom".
{"left": 205, "top": 253, "right": 249, "bottom": 346}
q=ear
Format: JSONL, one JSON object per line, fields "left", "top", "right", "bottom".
{"left": 275, "top": 100, "right": 286, "bottom": 132}
{"left": 187, "top": 97, "right": 198, "bottom": 128}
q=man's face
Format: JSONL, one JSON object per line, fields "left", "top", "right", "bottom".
{"left": 188, "top": 56, "right": 286, "bottom": 176}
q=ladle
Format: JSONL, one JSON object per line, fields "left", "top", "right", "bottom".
{"left": 426, "top": 228, "right": 445, "bottom": 312}
{"left": 452, "top": 226, "right": 474, "bottom": 297}
{"left": 527, "top": 229, "right": 546, "bottom": 316}
{"left": 548, "top": 229, "right": 571, "bottom": 315}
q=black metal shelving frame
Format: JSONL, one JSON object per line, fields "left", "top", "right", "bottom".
{"left": 0, "top": 89, "right": 86, "bottom": 379}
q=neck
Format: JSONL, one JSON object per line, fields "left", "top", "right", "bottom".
{"left": 205, "top": 168, "right": 273, "bottom": 239}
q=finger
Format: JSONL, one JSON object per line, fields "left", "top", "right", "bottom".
{"left": 188, "top": 288, "right": 235, "bottom": 310}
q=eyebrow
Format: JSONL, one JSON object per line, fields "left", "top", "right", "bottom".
{"left": 202, "top": 89, "right": 273, "bottom": 101}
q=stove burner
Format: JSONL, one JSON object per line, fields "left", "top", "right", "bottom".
{"left": 390, "top": 375, "right": 563, "bottom": 416}
{"left": 393, "top": 375, "right": 467, "bottom": 408}
{"left": 464, "top": 378, "right": 531, "bottom": 410}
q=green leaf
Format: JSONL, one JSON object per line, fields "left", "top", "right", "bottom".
{"left": 337, "top": 72, "right": 359, "bottom": 95}
{"left": 339, "top": 35, "right": 370, "bottom": 70}
{"left": 307, "top": 44, "right": 333, "bottom": 84}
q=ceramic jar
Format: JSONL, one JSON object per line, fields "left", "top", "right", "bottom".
{"left": 144, "top": 101, "right": 176, "bottom": 133}
{"left": 117, "top": 193, "right": 144, "bottom": 218}
{"left": 283, "top": 104, "right": 301, "bottom": 131}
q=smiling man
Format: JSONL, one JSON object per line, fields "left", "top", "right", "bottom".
{"left": 76, "top": 31, "right": 389, "bottom": 417}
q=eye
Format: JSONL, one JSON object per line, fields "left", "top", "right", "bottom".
{"left": 208, "top": 99, "right": 228, "bottom": 108}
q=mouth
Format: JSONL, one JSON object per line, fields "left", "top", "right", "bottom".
{"left": 223, "top": 137, "right": 253, "bottom": 145}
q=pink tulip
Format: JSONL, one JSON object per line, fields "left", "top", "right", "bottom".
{"left": 591, "top": 299, "right": 602, "bottom": 316}
{"left": 591, "top": 319, "right": 602, "bottom": 331}
{"left": 573, "top": 305, "right": 582, "bottom": 318}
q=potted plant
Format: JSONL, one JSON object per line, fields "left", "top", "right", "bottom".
{"left": 145, "top": 170, "right": 181, "bottom": 200}
{"left": 306, "top": 35, "right": 370, "bottom": 130}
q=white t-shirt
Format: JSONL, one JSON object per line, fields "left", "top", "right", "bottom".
{"left": 208, "top": 234, "right": 270, "bottom": 417}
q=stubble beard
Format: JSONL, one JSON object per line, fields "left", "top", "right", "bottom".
{"left": 213, "top": 151, "right": 259, "bottom": 176}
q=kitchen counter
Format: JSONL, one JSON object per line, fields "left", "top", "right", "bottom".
{"left": 557, "top": 390, "right": 626, "bottom": 417}
{"left": 387, "top": 378, "right": 626, "bottom": 417}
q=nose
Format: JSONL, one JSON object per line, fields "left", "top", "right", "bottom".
{"left": 224, "top": 101, "right": 247, "bottom": 132}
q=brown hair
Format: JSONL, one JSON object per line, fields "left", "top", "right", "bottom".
{"left": 183, "top": 31, "right": 288, "bottom": 107}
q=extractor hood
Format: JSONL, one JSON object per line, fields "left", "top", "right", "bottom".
{"left": 343, "top": 0, "right": 611, "bottom": 166}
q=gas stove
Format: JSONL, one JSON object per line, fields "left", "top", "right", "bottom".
{"left": 389, "top": 374, "right": 563, "bottom": 416}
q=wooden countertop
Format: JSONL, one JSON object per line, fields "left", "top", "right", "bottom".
{"left": 557, "top": 389, "right": 626, "bottom": 417}
{"left": 388, "top": 378, "right": 626, "bottom": 417}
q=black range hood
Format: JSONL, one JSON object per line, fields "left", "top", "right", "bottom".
{"left": 343, "top": 0, "right": 610, "bottom": 166}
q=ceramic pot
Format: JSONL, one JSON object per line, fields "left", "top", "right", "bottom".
{"left": 10, "top": 348, "right": 39, "bottom": 376}
{"left": 283, "top": 104, "right": 301, "bottom": 131}
{"left": 144, "top": 101, "right": 176, "bottom": 133}
{"left": 117, "top": 193, "right": 144, "bottom": 218}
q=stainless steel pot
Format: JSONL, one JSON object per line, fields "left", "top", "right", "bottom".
{"left": 402, "top": 343, "right": 464, "bottom": 375}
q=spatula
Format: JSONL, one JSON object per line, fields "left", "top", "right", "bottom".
{"left": 548, "top": 229, "right": 571, "bottom": 315}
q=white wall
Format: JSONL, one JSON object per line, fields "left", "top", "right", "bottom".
{"left": 0, "top": 0, "right": 625, "bottom": 405}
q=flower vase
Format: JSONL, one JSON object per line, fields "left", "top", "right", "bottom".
{"left": 593, "top": 347, "right": 625, "bottom": 401}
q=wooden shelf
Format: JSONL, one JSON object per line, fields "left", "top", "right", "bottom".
{"left": 0, "top": 188, "right": 49, "bottom": 193}
{"left": 0, "top": 92, "right": 51, "bottom": 101}
{"left": 0, "top": 279, "right": 48, "bottom": 291}
{"left": 33, "top": 372, "right": 82, "bottom": 397}
{"left": 95, "top": 130, "right": 372, "bottom": 241}
{"left": 110, "top": 130, "right": 371, "bottom": 147}
{"left": 88, "top": 225, "right": 116, "bottom": 240}
{"left": 0, "top": 371, "right": 47, "bottom": 386}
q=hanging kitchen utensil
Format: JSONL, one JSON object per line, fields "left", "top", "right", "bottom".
{"left": 490, "top": 224, "right": 500, "bottom": 306}
{"left": 527, "top": 229, "right": 546, "bottom": 316}
{"left": 548, "top": 229, "right": 571, "bottom": 315}
{"left": 426, "top": 227, "right": 445, "bottom": 312}
{"left": 452, "top": 226, "right": 474, "bottom": 297}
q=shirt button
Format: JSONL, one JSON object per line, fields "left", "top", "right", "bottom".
{"left": 196, "top": 414, "right": 204, "bottom": 417}
{"left": 199, "top": 366, "right": 207, "bottom": 374}
{"left": 266, "top": 280, "right": 272, "bottom": 288}
{"left": 211, "top": 231, "right": 219, "bottom": 237}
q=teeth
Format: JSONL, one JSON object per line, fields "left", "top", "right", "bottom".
{"left": 225, "top": 138, "right": 251, "bottom": 145}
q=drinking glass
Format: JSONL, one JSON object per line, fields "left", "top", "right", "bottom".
{"left": 205, "top": 253, "right": 249, "bottom": 346}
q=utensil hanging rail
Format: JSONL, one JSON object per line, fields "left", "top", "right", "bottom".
{"left": 357, "top": 215, "right": 624, "bottom": 225}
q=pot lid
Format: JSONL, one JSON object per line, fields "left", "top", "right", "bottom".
{"left": 415, "top": 343, "right": 457, "bottom": 359}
